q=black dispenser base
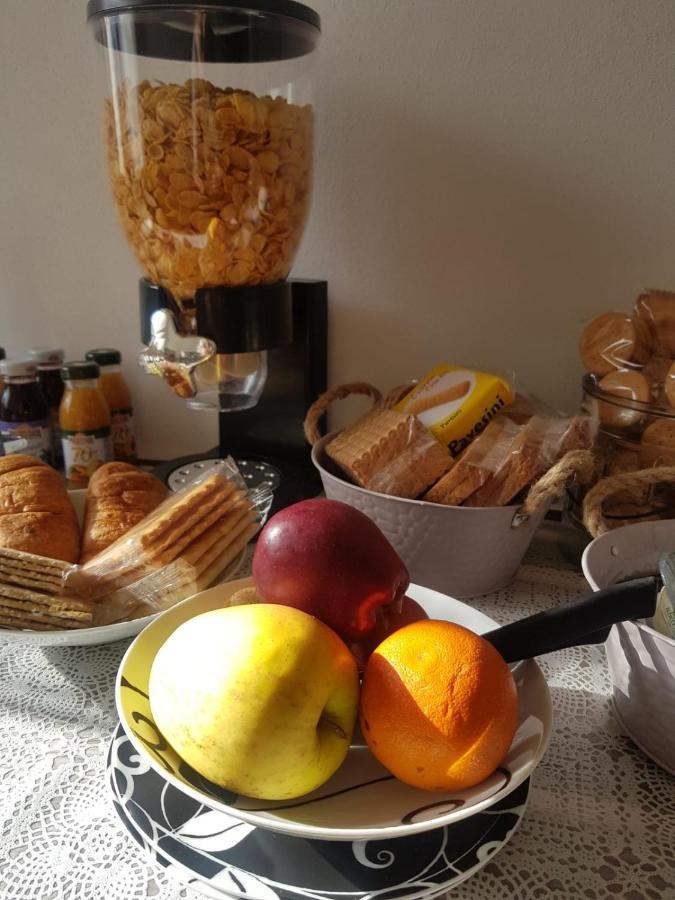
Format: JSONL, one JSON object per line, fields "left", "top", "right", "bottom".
{"left": 142, "top": 278, "right": 328, "bottom": 514}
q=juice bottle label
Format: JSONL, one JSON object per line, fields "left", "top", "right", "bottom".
{"left": 0, "top": 419, "right": 51, "bottom": 462}
{"left": 61, "top": 427, "right": 113, "bottom": 485}
{"left": 111, "top": 407, "right": 136, "bottom": 459}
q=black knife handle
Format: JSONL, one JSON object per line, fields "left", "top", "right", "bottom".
{"left": 483, "top": 576, "right": 658, "bottom": 664}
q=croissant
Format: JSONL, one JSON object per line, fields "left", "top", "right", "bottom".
{"left": 80, "top": 462, "right": 168, "bottom": 563}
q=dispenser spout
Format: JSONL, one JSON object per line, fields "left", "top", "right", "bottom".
{"left": 138, "top": 308, "right": 216, "bottom": 400}
{"left": 139, "top": 306, "right": 268, "bottom": 411}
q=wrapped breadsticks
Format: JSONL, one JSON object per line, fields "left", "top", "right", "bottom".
{"left": 66, "top": 460, "right": 272, "bottom": 625}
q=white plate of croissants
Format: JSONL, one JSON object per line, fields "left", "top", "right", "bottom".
{"left": 0, "top": 456, "right": 257, "bottom": 646}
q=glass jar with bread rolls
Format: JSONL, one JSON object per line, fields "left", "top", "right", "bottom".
{"left": 581, "top": 372, "right": 675, "bottom": 522}
{"left": 59, "top": 361, "right": 113, "bottom": 487}
{"left": 85, "top": 349, "right": 136, "bottom": 461}
{"left": 577, "top": 290, "right": 675, "bottom": 523}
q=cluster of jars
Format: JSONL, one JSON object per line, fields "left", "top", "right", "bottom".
{"left": 0, "top": 347, "right": 135, "bottom": 486}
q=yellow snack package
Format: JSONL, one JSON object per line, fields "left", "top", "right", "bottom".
{"left": 395, "top": 364, "right": 515, "bottom": 458}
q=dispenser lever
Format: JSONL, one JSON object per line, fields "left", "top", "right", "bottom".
{"left": 138, "top": 308, "right": 216, "bottom": 400}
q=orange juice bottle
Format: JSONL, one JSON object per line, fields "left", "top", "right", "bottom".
{"left": 59, "top": 361, "right": 112, "bottom": 487}
{"left": 85, "top": 349, "right": 136, "bottom": 460}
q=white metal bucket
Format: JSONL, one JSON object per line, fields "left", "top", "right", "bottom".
{"left": 582, "top": 519, "right": 675, "bottom": 774}
{"left": 311, "top": 434, "right": 550, "bottom": 598}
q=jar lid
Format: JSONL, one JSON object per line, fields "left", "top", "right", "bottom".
{"left": 86, "top": 348, "right": 122, "bottom": 366}
{"left": 27, "top": 347, "right": 65, "bottom": 366}
{"left": 62, "top": 361, "right": 100, "bottom": 380}
{"left": 0, "top": 359, "right": 37, "bottom": 378}
{"left": 87, "top": 0, "right": 320, "bottom": 63}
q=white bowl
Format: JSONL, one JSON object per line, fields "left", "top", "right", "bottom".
{"left": 0, "top": 488, "right": 158, "bottom": 646}
{"left": 115, "top": 577, "right": 552, "bottom": 842}
{"left": 311, "top": 434, "right": 549, "bottom": 598}
{"left": 582, "top": 519, "right": 675, "bottom": 774}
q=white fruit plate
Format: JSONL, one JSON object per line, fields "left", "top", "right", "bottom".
{"left": 115, "top": 577, "right": 552, "bottom": 841}
{"left": 0, "top": 549, "right": 247, "bottom": 647}
{"left": 0, "top": 490, "right": 247, "bottom": 647}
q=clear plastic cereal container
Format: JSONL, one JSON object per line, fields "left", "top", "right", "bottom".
{"left": 87, "top": 0, "right": 320, "bottom": 309}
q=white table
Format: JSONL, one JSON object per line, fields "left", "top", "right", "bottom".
{"left": 1, "top": 525, "right": 673, "bottom": 900}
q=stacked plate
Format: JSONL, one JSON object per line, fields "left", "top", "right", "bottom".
{"left": 109, "top": 579, "right": 553, "bottom": 899}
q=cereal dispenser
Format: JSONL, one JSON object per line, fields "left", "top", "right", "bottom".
{"left": 87, "top": 0, "right": 326, "bottom": 506}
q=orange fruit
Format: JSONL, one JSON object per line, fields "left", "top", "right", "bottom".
{"left": 359, "top": 619, "right": 518, "bottom": 792}
{"left": 350, "top": 595, "right": 429, "bottom": 671}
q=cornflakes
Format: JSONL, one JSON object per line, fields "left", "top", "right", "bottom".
{"left": 104, "top": 78, "right": 313, "bottom": 307}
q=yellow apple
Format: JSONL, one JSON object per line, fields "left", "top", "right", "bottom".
{"left": 148, "top": 603, "right": 360, "bottom": 800}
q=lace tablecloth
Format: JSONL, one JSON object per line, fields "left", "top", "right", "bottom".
{"left": 1, "top": 525, "right": 673, "bottom": 900}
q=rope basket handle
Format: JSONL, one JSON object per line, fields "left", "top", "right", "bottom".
{"left": 513, "top": 449, "right": 599, "bottom": 527}
{"left": 582, "top": 465, "right": 675, "bottom": 538}
{"left": 382, "top": 383, "right": 415, "bottom": 409}
{"left": 303, "top": 382, "right": 382, "bottom": 446}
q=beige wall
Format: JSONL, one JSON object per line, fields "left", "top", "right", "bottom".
{"left": 1, "top": 0, "right": 675, "bottom": 458}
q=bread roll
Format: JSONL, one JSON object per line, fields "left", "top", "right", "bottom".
{"left": 80, "top": 462, "right": 168, "bottom": 563}
{"left": 0, "top": 455, "right": 79, "bottom": 563}
{"left": 635, "top": 289, "right": 675, "bottom": 357}
{"left": 639, "top": 419, "right": 675, "bottom": 468}
{"left": 665, "top": 361, "right": 675, "bottom": 409}
{"left": 579, "top": 312, "right": 652, "bottom": 375}
{"left": 596, "top": 370, "right": 651, "bottom": 429}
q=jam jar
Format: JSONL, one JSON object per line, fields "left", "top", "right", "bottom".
{"left": 0, "top": 359, "right": 51, "bottom": 462}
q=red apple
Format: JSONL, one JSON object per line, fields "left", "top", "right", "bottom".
{"left": 350, "top": 595, "right": 429, "bottom": 670}
{"left": 252, "top": 498, "right": 409, "bottom": 642}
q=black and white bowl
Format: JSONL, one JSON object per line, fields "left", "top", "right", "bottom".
{"left": 108, "top": 723, "right": 530, "bottom": 900}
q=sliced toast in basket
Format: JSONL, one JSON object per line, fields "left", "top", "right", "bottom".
{"left": 326, "top": 408, "right": 452, "bottom": 499}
